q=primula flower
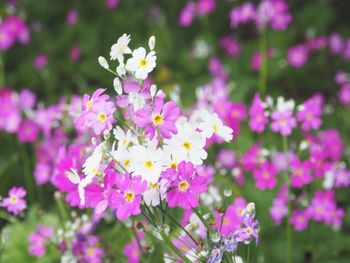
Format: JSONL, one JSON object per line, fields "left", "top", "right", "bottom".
{"left": 17, "top": 119, "right": 40, "bottom": 142}
{"left": 82, "top": 236, "right": 105, "bottom": 263}
{"left": 197, "top": 0, "right": 216, "bottom": 15}
{"left": 214, "top": 198, "right": 246, "bottom": 236}
{"left": 33, "top": 54, "right": 48, "bottom": 70}
{"left": 28, "top": 225, "right": 53, "bottom": 257}
{"left": 287, "top": 45, "right": 309, "bottom": 68}
{"left": 178, "top": 2, "right": 196, "bottom": 27}
{"left": 249, "top": 93, "right": 268, "bottom": 133}
{"left": 291, "top": 210, "right": 309, "bottom": 231}
{"left": 269, "top": 197, "right": 287, "bottom": 225}
{"left": 110, "top": 34, "right": 132, "bottom": 63}
{"left": 198, "top": 110, "right": 233, "bottom": 142}
{"left": 123, "top": 238, "right": 141, "bottom": 263}
{"left": 219, "top": 36, "right": 241, "bottom": 58}
{"left": 253, "top": 161, "right": 278, "bottom": 190}
{"left": 233, "top": 214, "right": 260, "bottom": 245}
{"left": 270, "top": 109, "right": 296, "bottom": 136}
{"left": 112, "top": 174, "right": 147, "bottom": 221}
{"left": 338, "top": 84, "right": 350, "bottom": 105}
{"left": 1, "top": 186, "right": 27, "bottom": 215}
{"left": 166, "top": 161, "right": 207, "bottom": 210}
{"left": 135, "top": 98, "right": 180, "bottom": 140}
{"left": 290, "top": 158, "right": 313, "bottom": 188}
{"left": 126, "top": 47, "right": 156, "bottom": 80}
{"left": 297, "top": 98, "right": 323, "bottom": 131}
{"left": 164, "top": 121, "right": 207, "bottom": 165}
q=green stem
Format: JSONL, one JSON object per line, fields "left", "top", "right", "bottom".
{"left": 159, "top": 229, "right": 191, "bottom": 263}
{"left": 19, "top": 144, "right": 34, "bottom": 203}
{"left": 258, "top": 29, "right": 268, "bottom": 98}
{"left": 54, "top": 192, "right": 69, "bottom": 226}
{"left": 0, "top": 52, "right": 5, "bottom": 87}
{"left": 0, "top": 210, "right": 19, "bottom": 224}
{"left": 194, "top": 208, "right": 211, "bottom": 232}
{"left": 282, "top": 136, "right": 292, "bottom": 263}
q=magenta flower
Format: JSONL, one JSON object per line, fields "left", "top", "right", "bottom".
{"left": 270, "top": 109, "right": 296, "bottom": 136}
{"left": 33, "top": 54, "right": 48, "bottom": 70}
{"left": 307, "top": 190, "right": 337, "bottom": 222}
{"left": 1, "top": 186, "right": 27, "bottom": 215}
{"left": 253, "top": 161, "right": 278, "bottom": 190}
{"left": 269, "top": 197, "right": 287, "bottom": 225}
{"left": 18, "top": 119, "right": 40, "bottom": 142}
{"left": 123, "top": 238, "right": 141, "bottom": 263}
{"left": 297, "top": 98, "right": 323, "bottom": 131}
{"left": 287, "top": 45, "right": 309, "bottom": 68}
{"left": 241, "top": 144, "right": 262, "bottom": 171}
{"left": 219, "top": 36, "right": 241, "bottom": 58}
{"left": 82, "top": 236, "right": 105, "bottom": 263}
{"left": 290, "top": 158, "right": 313, "bottom": 188}
{"left": 105, "top": 0, "right": 120, "bottom": 9}
{"left": 208, "top": 57, "right": 228, "bottom": 81}
{"left": 18, "top": 89, "right": 36, "bottom": 110}
{"left": 28, "top": 225, "right": 53, "bottom": 257}
{"left": 214, "top": 198, "right": 246, "bottom": 236}
{"left": 166, "top": 161, "right": 207, "bottom": 210}
{"left": 0, "top": 26, "right": 15, "bottom": 50}
{"left": 291, "top": 210, "right": 309, "bottom": 231}
{"left": 70, "top": 45, "right": 81, "bottom": 62}
{"left": 112, "top": 174, "right": 147, "bottom": 221}
{"left": 66, "top": 9, "right": 78, "bottom": 25}
{"left": 338, "top": 84, "right": 350, "bottom": 105}
{"left": 197, "top": 0, "right": 216, "bottom": 15}
{"left": 0, "top": 89, "right": 21, "bottom": 133}
{"left": 329, "top": 33, "right": 344, "bottom": 55}
{"left": 217, "top": 149, "right": 236, "bottom": 170}
{"left": 178, "top": 2, "right": 196, "bottom": 27}
{"left": 135, "top": 98, "right": 180, "bottom": 139}
{"left": 249, "top": 93, "right": 268, "bottom": 133}
{"left": 229, "top": 3, "right": 256, "bottom": 28}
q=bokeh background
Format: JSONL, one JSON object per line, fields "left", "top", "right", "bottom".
{"left": 1, "top": 0, "right": 350, "bottom": 262}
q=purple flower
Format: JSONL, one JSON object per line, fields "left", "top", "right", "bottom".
{"left": 135, "top": 98, "right": 180, "bottom": 140}
{"left": 329, "top": 33, "right": 344, "bottom": 55}
{"left": 0, "top": 26, "right": 15, "bottom": 50}
{"left": 249, "top": 93, "right": 268, "bottom": 133}
{"left": 290, "top": 158, "right": 313, "bottom": 188}
{"left": 297, "top": 97, "right": 323, "bottom": 131}
{"left": 112, "top": 174, "right": 147, "bottom": 221}
{"left": 18, "top": 89, "right": 36, "bottom": 110}
{"left": 253, "top": 161, "right": 278, "bottom": 190}
{"left": 28, "top": 225, "right": 53, "bottom": 257}
{"left": 229, "top": 3, "right": 256, "bottom": 28}
{"left": 197, "top": 0, "right": 216, "bottom": 16}
{"left": 179, "top": 2, "right": 196, "bottom": 27}
{"left": 17, "top": 119, "right": 40, "bottom": 142}
{"left": 66, "top": 9, "right": 78, "bottom": 25}
{"left": 270, "top": 109, "right": 296, "bottom": 136}
{"left": 338, "top": 84, "right": 350, "bottom": 105}
{"left": 1, "top": 187, "right": 27, "bottom": 215}
{"left": 165, "top": 161, "right": 207, "bottom": 210}
{"left": 70, "top": 45, "right": 81, "bottom": 62}
{"left": 219, "top": 36, "right": 241, "bottom": 58}
{"left": 208, "top": 247, "right": 223, "bottom": 263}
{"left": 269, "top": 197, "right": 287, "bottom": 225}
{"left": 123, "top": 238, "right": 141, "bottom": 263}
{"left": 287, "top": 45, "right": 309, "bottom": 68}
{"left": 233, "top": 214, "right": 259, "bottom": 244}
{"left": 291, "top": 210, "right": 309, "bottom": 231}
{"left": 105, "top": 0, "right": 120, "bottom": 9}
{"left": 33, "top": 54, "right": 48, "bottom": 70}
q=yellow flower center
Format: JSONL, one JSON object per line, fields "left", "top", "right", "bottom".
{"left": 144, "top": 161, "right": 153, "bottom": 169}
{"left": 98, "top": 113, "right": 106, "bottom": 122}
{"left": 262, "top": 172, "right": 270, "bottom": 178}
{"left": 179, "top": 180, "right": 189, "bottom": 191}
{"left": 279, "top": 118, "right": 287, "bottom": 126}
{"left": 86, "top": 99, "right": 92, "bottom": 110}
{"left": 139, "top": 59, "right": 148, "bottom": 67}
{"left": 10, "top": 196, "right": 18, "bottom": 204}
{"left": 152, "top": 114, "right": 164, "bottom": 125}
{"left": 223, "top": 218, "right": 229, "bottom": 225}
{"left": 170, "top": 162, "right": 178, "bottom": 170}
{"left": 124, "top": 191, "right": 135, "bottom": 202}
{"left": 123, "top": 159, "right": 130, "bottom": 166}
{"left": 213, "top": 124, "right": 219, "bottom": 133}
{"left": 245, "top": 227, "right": 252, "bottom": 234}
{"left": 86, "top": 247, "right": 96, "bottom": 257}
{"left": 182, "top": 141, "right": 191, "bottom": 151}
{"left": 149, "top": 182, "right": 158, "bottom": 189}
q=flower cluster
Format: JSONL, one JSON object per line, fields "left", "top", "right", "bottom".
{"left": 0, "top": 15, "right": 30, "bottom": 50}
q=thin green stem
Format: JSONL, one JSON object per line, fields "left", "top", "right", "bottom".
{"left": 282, "top": 136, "right": 292, "bottom": 263}
{"left": 258, "top": 29, "right": 268, "bottom": 98}
{"left": 19, "top": 144, "right": 34, "bottom": 203}
{"left": 0, "top": 52, "right": 5, "bottom": 87}
{"left": 159, "top": 229, "right": 191, "bottom": 263}
{"left": 54, "top": 192, "right": 69, "bottom": 227}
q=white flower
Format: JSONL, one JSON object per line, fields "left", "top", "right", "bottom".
{"left": 143, "top": 182, "right": 162, "bottom": 206}
{"left": 82, "top": 143, "right": 104, "bottom": 178}
{"left": 113, "top": 77, "right": 123, "bottom": 95}
{"left": 128, "top": 92, "right": 146, "bottom": 111}
{"left": 111, "top": 148, "right": 134, "bottom": 173}
{"left": 200, "top": 186, "right": 222, "bottom": 207}
{"left": 198, "top": 110, "right": 233, "bottom": 142}
{"left": 110, "top": 34, "right": 132, "bottom": 63}
{"left": 98, "top": 56, "right": 109, "bottom": 69}
{"left": 129, "top": 140, "right": 162, "bottom": 183}
{"left": 126, "top": 47, "right": 156, "bottom": 80}
{"left": 276, "top": 96, "right": 295, "bottom": 111}
{"left": 150, "top": 84, "right": 157, "bottom": 97}
{"left": 164, "top": 121, "right": 207, "bottom": 165}
{"left": 116, "top": 63, "right": 126, "bottom": 76}
{"left": 113, "top": 126, "right": 137, "bottom": 150}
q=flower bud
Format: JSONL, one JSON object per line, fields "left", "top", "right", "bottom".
{"left": 150, "top": 84, "right": 157, "bottom": 97}
{"left": 148, "top": 36, "right": 156, "bottom": 50}
{"left": 113, "top": 77, "right": 123, "bottom": 95}
{"left": 98, "top": 56, "right": 109, "bottom": 69}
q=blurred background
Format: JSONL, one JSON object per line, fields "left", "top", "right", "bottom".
{"left": 1, "top": 0, "right": 350, "bottom": 262}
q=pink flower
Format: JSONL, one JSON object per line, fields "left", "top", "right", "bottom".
{"left": 241, "top": 143, "right": 262, "bottom": 171}
{"left": 66, "top": 9, "right": 78, "bottom": 25}
{"left": 329, "top": 33, "right": 344, "bottom": 55}
{"left": 269, "top": 198, "right": 287, "bottom": 225}
{"left": 297, "top": 97, "right": 322, "bottom": 131}
{"left": 219, "top": 36, "right": 241, "bottom": 58}
{"left": 217, "top": 149, "right": 236, "bottom": 169}
{"left": 135, "top": 98, "right": 180, "bottom": 140}
{"left": 112, "top": 174, "right": 147, "bottom": 221}
{"left": 214, "top": 198, "right": 246, "bottom": 235}
{"left": 229, "top": 3, "right": 256, "bottom": 28}
{"left": 249, "top": 93, "right": 268, "bottom": 133}
{"left": 338, "top": 84, "right": 350, "bottom": 105}
{"left": 290, "top": 158, "right": 313, "bottom": 188}
{"left": 287, "top": 45, "right": 309, "bottom": 68}
{"left": 197, "top": 0, "right": 216, "bottom": 16}
{"left": 0, "top": 89, "right": 21, "bottom": 133}
{"left": 18, "top": 89, "right": 36, "bottom": 109}
{"left": 291, "top": 210, "right": 309, "bottom": 231}
{"left": 34, "top": 162, "right": 51, "bottom": 185}
{"left": 18, "top": 119, "right": 40, "bottom": 142}
{"left": 33, "top": 54, "right": 48, "bottom": 70}
{"left": 208, "top": 57, "right": 228, "bottom": 81}
{"left": 105, "top": 0, "right": 120, "bottom": 9}
{"left": 270, "top": 109, "right": 296, "bottom": 136}
{"left": 0, "top": 26, "right": 15, "bottom": 50}
{"left": 179, "top": 2, "right": 196, "bottom": 27}
{"left": 123, "top": 238, "right": 141, "bottom": 263}
{"left": 28, "top": 225, "right": 53, "bottom": 257}
{"left": 166, "top": 161, "right": 207, "bottom": 210}
{"left": 1, "top": 186, "right": 27, "bottom": 215}
{"left": 70, "top": 45, "right": 81, "bottom": 62}
{"left": 307, "top": 190, "right": 337, "bottom": 223}
{"left": 253, "top": 161, "right": 278, "bottom": 190}
{"left": 82, "top": 236, "right": 104, "bottom": 263}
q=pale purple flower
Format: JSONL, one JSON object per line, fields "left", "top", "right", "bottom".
{"left": 287, "top": 45, "right": 309, "bottom": 68}
{"left": 270, "top": 109, "right": 296, "bottom": 136}
{"left": 1, "top": 186, "right": 27, "bottom": 215}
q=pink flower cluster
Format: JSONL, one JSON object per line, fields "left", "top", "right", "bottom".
{"left": 0, "top": 15, "right": 30, "bottom": 50}
{"left": 179, "top": 0, "right": 216, "bottom": 27}
{"left": 28, "top": 225, "right": 53, "bottom": 257}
